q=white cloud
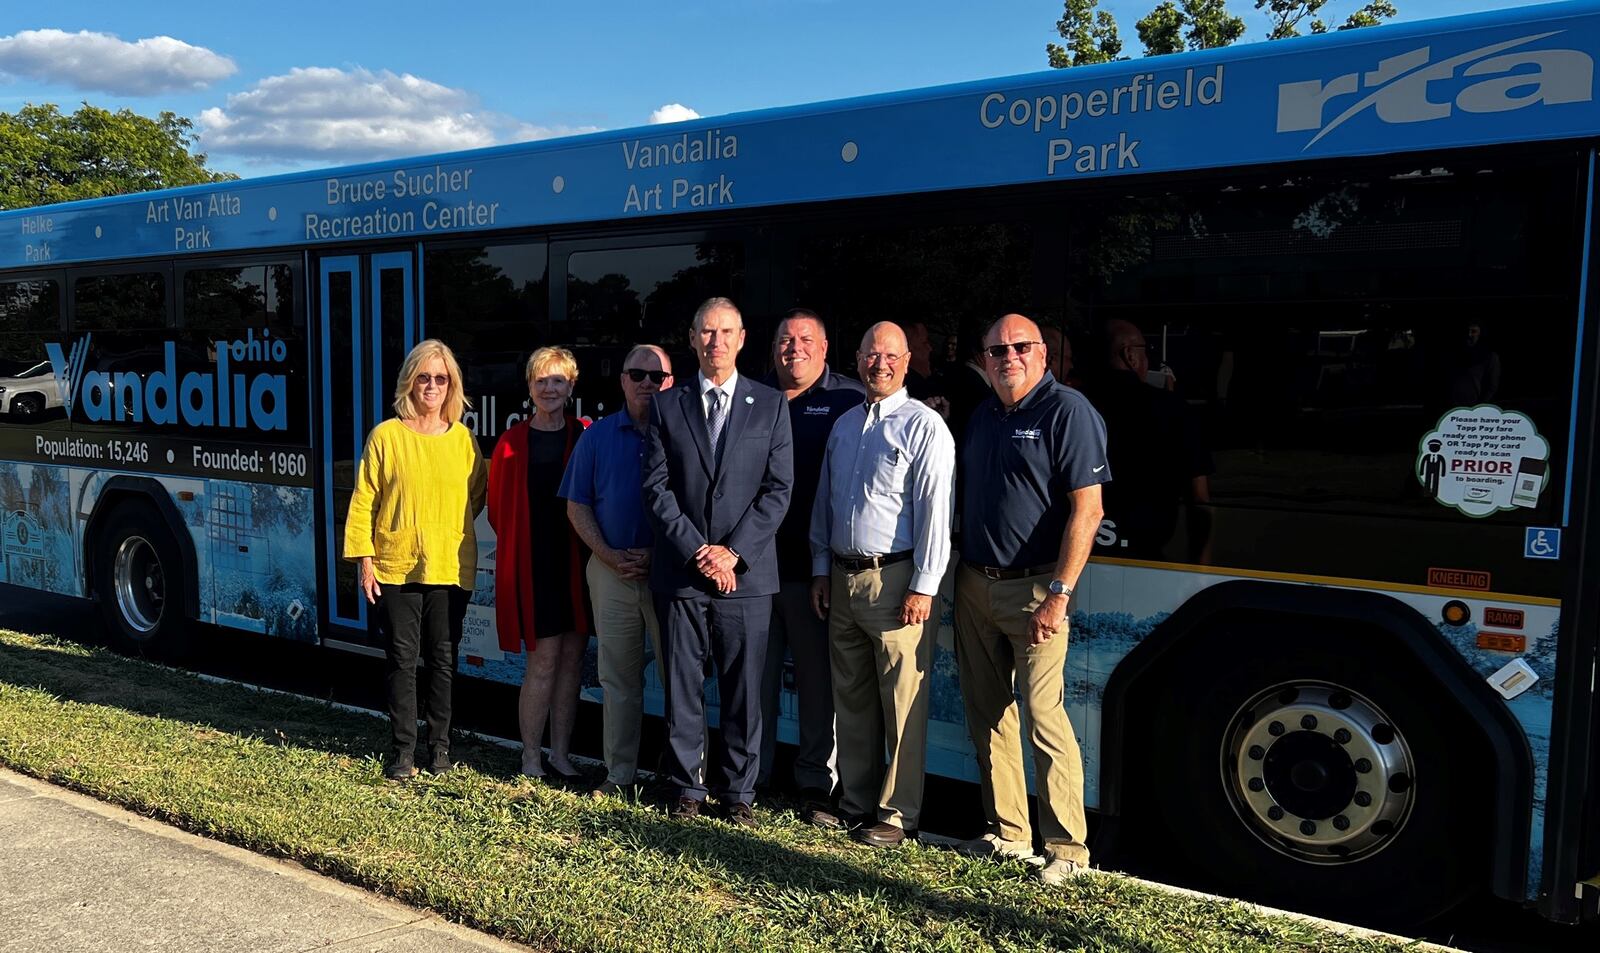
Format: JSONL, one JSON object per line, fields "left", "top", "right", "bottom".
{"left": 198, "top": 66, "right": 593, "bottom": 164}
{"left": 648, "top": 103, "right": 701, "bottom": 125}
{"left": 0, "top": 29, "right": 235, "bottom": 95}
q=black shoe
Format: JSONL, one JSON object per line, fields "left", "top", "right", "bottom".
{"left": 424, "top": 748, "right": 453, "bottom": 775}
{"left": 669, "top": 797, "right": 703, "bottom": 820}
{"left": 724, "top": 801, "right": 757, "bottom": 828}
{"left": 383, "top": 756, "right": 418, "bottom": 782}
{"left": 853, "top": 821, "right": 908, "bottom": 847}
{"left": 798, "top": 788, "right": 843, "bottom": 830}
{"left": 550, "top": 764, "right": 586, "bottom": 787}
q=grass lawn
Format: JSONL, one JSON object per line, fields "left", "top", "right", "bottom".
{"left": 0, "top": 628, "right": 1421, "bottom": 952}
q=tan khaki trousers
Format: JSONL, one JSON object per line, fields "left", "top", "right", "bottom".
{"left": 829, "top": 559, "right": 932, "bottom": 830}
{"left": 953, "top": 563, "right": 1089, "bottom": 865}
{"left": 587, "top": 555, "right": 663, "bottom": 786}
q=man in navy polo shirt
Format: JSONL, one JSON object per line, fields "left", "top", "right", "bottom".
{"left": 757, "top": 308, "right": 864, "bottom": 822}
{"left": 955, "top": 313, "right": 1110, "bottom": 886}
{"left": 560, "top": 343, "right": 674, "bottom": 798}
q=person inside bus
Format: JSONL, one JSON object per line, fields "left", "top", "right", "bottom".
{"left": 1089, "top": 319, "right": 1213, "bottom": 561}
{"left": 344, "top": 339, "right": 487, "bottom": 782}
{"left": 954, "top": 313, "right": 1107, "bottom": 885}
{"left": 757, "top": 309, "right": 863, "bottom": 822}
{"left": 488, "top": 347, "right": 592, "bottom": 782}
{"left": 559, "top": 344, "right": 675, "bottom": 798}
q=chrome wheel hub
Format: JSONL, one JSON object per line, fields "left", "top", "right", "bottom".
{"left": 112, "top": 535, "right": 165, "bottom": 635}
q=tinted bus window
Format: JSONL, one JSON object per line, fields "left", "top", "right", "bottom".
{"left": 72, "top": 272, "right": 168, "bottom": 330}
{"left": 424, "top": 242, "right": 548, "bottom": 452}
{"left": 184, "top": 264, "right": 295, "bottom": 332}
{"left": 0, "top": 279, "right": 60, "bottom": 332}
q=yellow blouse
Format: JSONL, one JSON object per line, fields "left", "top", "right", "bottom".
{"left": 342, "top": 418, "right": 487, "bottom": 590}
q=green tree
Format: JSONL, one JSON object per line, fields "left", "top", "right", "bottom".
{"left": 1051, "top": 0, "right": 1399, "bottom": 65}
{"left": 1257, "top": 0, "right": 1397, "bottom": 37}
{"left": 0, "top": 103, "right": 234, "bottom": 210}
{"left": 1047, "top": 0, "right": 1125, "bottom": 68}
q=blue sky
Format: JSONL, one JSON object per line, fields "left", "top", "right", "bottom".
{"left": 0, "top": 0, "right": 1560, "bottom": 175}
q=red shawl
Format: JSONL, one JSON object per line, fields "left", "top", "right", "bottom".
{"left": 487, "top": 416, "right": 591, "bottom": 652}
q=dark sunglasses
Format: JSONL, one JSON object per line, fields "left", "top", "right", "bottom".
{"left": 624, "top": 368, "right": 671, "bottom": 384}
{"left": 984, "top": 341, "right": 1042, "bottom": 360}
{"left": 414, "top": 373, "right": 450, "bottom": 387}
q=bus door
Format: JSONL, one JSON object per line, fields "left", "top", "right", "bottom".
{"left": 315, "top": 251, "right": 417, "bottom": 649}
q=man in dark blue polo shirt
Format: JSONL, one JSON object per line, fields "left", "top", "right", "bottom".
{"left": 758, "top": 308, "right": 864, "bottom": 822}
{"left": 955, "top": 313, "right": 1110, "bottom": 887}
{"left": 560, "top": 343, "right": 674, "bottom": 798}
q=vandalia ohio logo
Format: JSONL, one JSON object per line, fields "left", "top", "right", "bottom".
{"left": 45, "top": 330, "right": 290, "bottom": 431}
{"left": 1277, "top": 30, "right": 1594, "bottom": 148}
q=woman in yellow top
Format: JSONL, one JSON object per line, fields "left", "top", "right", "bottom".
{"left": 344, "top": 339, "right": 486, "bottom": 781}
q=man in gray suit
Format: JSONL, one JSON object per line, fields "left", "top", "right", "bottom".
{"left": 643, "top": 297, "right": 794, "bottom": 826}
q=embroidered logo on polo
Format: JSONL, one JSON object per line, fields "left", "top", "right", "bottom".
{"left": 1013, "top": 428, "right": 1043, "bottom": 440}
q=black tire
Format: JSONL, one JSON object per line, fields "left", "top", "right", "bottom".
{"left": 94, "top": 503, "right": 191, "bottom": 658}
{"left": 11, "top": 394, "right": 43, "bottom": 420}
{"left": 1124, "top": 616, "right": 1483, "bottom": 928}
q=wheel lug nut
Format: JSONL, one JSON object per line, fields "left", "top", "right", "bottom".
{"left": 1354, "top": 758, "right": 1372, "bottom": 773}
{"left": 1300, "top": 820, "right": 1317, "bottom": 836}
{"left": 1333, "top": 728, "right": 1352, "bottom": 744}
{"left": 1268, "top": 806, "right": 1284, "bottom": 821}
{"left": 1248, "top": 778, "right": 1265, "bottom": 792}
{"left": 1354, "top": 792, "right": 1373, "bottom": 807}
{"left": 1301, "top": 714, "right": 1318, "bottom": 730}
{"left": 1333, "top": 815, "right": 1350, "bottom": 831}
{"left": 1268, "top": 721, "right": 1285, "bottom": 737}
{"left": 1248, "top": 745, "right": 1265, "bottom": 761}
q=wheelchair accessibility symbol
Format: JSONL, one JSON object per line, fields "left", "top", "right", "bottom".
{"left": 1525, "top": 527, "right": 1561, "bottom": 561}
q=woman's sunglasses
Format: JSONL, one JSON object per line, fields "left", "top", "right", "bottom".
{"left": 414, "top": 373, "right": 450, "bottom": 387}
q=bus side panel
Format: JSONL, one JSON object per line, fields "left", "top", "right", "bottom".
{"left": 0, "top": 459, "right": 81, "bottom": 597}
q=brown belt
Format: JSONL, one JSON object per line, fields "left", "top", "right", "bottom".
{"left": 966, "top": 562, "right": 1055, "bottom": 580}
{"left": 833, "top": 550, "right": 913, "bottom": 573}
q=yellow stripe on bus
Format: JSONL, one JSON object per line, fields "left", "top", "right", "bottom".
{"left": 1085, "top": 556, "right": 1562, "bottom": 608}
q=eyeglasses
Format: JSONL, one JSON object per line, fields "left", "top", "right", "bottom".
{"left": 984, "top": 341, "right": 1042, "bottom": 360}
{"left": 859, "top": 351, "right": 906, "bottom": 365}
{"left": 414, "top": 373, "right": 450, "bottom": 387}
{"left": 624, "top": 368, "right": 671, "bottom": 384}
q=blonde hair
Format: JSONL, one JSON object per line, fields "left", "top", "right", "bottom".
{"left": 393, "top": 339, "right": 470, "bottom": 422}
{"left": 526, "top": 346, "right": 579, "bottom": 385}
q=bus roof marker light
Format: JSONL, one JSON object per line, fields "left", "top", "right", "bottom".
{"left": 552, "top": 176, "right": 565, "bottom": 194}
{"left": 841, "top": 141, "right": 858, "bottom": 163}
{"left": 94, "top": 226, "right": 102, "bottom": 238}
{"left": 268, "top": 207, "right": 277, "bottom": 222}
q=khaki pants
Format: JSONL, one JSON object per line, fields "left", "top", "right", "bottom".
{"left": 587, "top": 555, "right": 663, "bottom": 786}
{"left": 953, "top": 563, "right": 1089, "bottom": 865}
{"left": 829, "top": 559, "right": 932, "bottom": 830}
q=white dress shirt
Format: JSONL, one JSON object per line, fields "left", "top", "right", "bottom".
{"left": 698, "top": 369, "right": 740, "bottom": 419}
{"left": 809, "top": 387, "right": 955, "bottom": 595}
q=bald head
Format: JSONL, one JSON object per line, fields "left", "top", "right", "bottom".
{"left": 1105, "top": 319, "right": 1149, "bottom": 378}
{"left": 982, "top": 313, "right": 1047, "bottom": 404}
{"left": 857, "top": 321, "right": 911, "bottom": 402}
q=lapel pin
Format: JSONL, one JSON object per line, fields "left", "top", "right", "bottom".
{"left": 745, "top": 395, "right": 754, "bottom": 404}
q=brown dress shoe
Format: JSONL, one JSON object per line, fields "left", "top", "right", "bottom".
{"left": 669, "top": 797, "right": 702, "bottom": 820}
{"left": 852, "top": 821, "right": 907, "bottom": 847}
{"left": 724, "top": 801, "right": 757, "bottom": 828}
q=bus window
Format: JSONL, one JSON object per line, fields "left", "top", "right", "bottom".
{"left": 423, "top": 242, "right": 548, "bottom": 453}
{"left": 183, "top": 264, "right": 296, "bottom": 333}
{"left": 0, "top": 278, "right": 64, "bottom": 426}
{"left": 72, "top": 271, "right": 168, "bottom": 330}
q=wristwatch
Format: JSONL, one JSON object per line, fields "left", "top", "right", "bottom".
{"left": 1047, "top": 579, "right": 1073, "bottom": 598}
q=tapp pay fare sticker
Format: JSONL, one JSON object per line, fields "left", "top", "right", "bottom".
{"left": 1417, "top": 405, "right": 1549, "bottom": 518}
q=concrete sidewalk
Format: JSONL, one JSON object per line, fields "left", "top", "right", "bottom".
{"left": 0, "top": 768, "right": 531, "bottom": 953}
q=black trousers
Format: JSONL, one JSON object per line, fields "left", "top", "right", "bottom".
{"left": 658, "top": 592, "right": 770, "bottom": 804}
{"left": 379, "top": 583, "right": 468, "bottom": 760}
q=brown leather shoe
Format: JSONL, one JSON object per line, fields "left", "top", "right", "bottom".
{"left": 669, "top": 797, "right": 702, "bottom": 820}
{"left": 852, "top": 821, "right": 907, "bottom": 847}
{"left": 724, "top": 801, "right": 757, "bottom": 828}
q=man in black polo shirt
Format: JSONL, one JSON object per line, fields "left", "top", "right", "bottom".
{"left": 955, "top": 312, "right": 1110, "bottom": 886}
{"left": 758, "top": 308, "right": 865, "bottom": 822}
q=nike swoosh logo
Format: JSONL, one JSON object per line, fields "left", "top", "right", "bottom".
{"left": 1092, "top": 465, "right": 1105, "bottom": 473}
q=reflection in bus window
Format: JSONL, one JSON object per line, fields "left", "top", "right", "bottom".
{"left": 72, "top": 272, "right": 167, "bottom": 330}
{"left": 183, "top": 264, "right": 295, "bottom": 332}
{"left": 565, "top": 243, "right": 743, "bottom": 354}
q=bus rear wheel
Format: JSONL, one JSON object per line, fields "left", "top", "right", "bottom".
{"left": 95, "top": 504, "right": 190, "bottom": 658}
{"left": 1126, "top": 620, "right": 1483, "bottom": 927}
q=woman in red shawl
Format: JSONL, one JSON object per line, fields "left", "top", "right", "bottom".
{"left": 488, "top": 347, "right": 590, "bottom": 780}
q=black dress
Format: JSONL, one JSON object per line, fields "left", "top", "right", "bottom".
{"left": 527, "top": 424, "right": 576, "bottom": 637}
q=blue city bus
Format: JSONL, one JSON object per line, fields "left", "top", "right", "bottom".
{"left": 1, "top": 0, "right": 1597, "bottom": 926}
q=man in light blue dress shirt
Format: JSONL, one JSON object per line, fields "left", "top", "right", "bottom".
{"left": 809, "top": 321, "right": 955, "bottom": 847}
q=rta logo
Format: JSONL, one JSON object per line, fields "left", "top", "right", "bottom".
{"left": 1277, "top": 31, "right": 1594, "bottom": 148}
